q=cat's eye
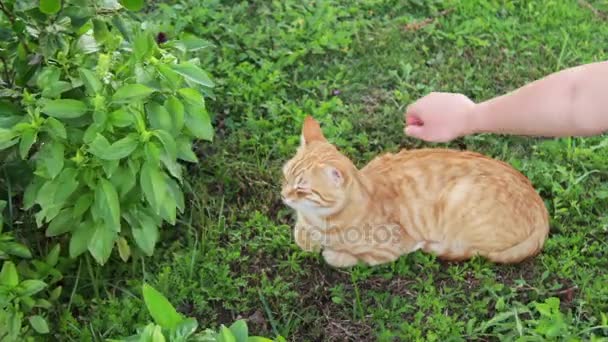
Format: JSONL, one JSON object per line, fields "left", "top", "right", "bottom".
{"left": 295, "top": 186, "right": 309, "bottom": 193}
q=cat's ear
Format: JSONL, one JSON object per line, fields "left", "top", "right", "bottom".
{"left": 300, "top": 115, "right": 327, "bottom": 146}
{"left": 324, "top": 165, "right": 344, "bottom": 187}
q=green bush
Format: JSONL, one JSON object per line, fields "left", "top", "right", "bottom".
{"left": 109, "top": 283, "right": 282, "bottom": 342}
{"left": 0, "top": 200, "right": 63, "bottom": 341}
{"left": 0, "top": 0, "right": 213, "bottom": 265}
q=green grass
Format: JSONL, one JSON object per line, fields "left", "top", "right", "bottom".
{"left": 54, "top": 0, "right": 608, "bottom": 340}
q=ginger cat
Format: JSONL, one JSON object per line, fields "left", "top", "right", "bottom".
{"left": 280, "top": 116, "right": 549, "bottom": 268}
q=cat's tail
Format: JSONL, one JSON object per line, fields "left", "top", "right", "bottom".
{"left": 485, "top": 224, "right": 550, "bottom": 264}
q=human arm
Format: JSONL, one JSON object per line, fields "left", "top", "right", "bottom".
{"left": 404, "top": 60, "right": 608, "bottom": 142}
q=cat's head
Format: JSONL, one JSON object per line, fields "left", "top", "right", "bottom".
{"left": 281, "top": 116, "right": 356, "bottom": 218}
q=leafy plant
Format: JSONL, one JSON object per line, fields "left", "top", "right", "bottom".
{"left": 0, "top": 200, "right": 62, "bottom": 341}
{"left": 470, "top": 297, "right": 608, "bottom": 340}
{"left": 0, "top": 0, "right": 214, "bottom": 265}
{"left": 110, "top": 282, "right": 281, "bottom": 342}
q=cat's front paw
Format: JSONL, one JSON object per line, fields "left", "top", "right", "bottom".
{"left": 322, "top": 249, "right": 359, "bottom": 268}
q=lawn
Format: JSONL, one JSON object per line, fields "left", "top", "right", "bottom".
{"left": 3, "top": 0, "right": 608, "bottom": 341}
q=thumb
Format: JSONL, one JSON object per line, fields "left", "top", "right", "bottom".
{"left": 404, "top": 125, "right": 430, "bottom": 140}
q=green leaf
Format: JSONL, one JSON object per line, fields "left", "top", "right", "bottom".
{"left": 36, "top": 67, "right": 61, "bottom": 90}
{"left": 40, "top": 141, "right": 64, "bottom": 179}
{"left": 247, "top": 338, "right": 274, "bottom": 342}
{"left": 89, "top": 133, "right": 139, "bottom": 160}
{"left": 157, "top": 64, "right": 182, "bottom": 90}
{"left": 176, "top": 137, "right": 198, "bottom": 163}
{"left": 117, "top": 236, "right": 130, "bottom": 262}
{"left": 8, "top": 310, "right": 22, "bottom": 341}
{"left": 69, "top": 222, "right": 95, "bottom": 258}
{"left": 184, "top": 105, "right": 213, "bottom": 141}
{"left": 112, "top": 84, "right": 155, "bottom": 102}
{"left": 146, "top": 102, "right": 173, "bottom": 132}
{"left": 2, "top": 242, "right": 33, "bottom": 258}
{"left": 171, "top": 62, "right": 214, "bottom": 88}
{"left": 50, "top": 286, "right": 62, "bottom": 301}
{"left": 87, "top": 133, "right": 110, "bottom": 155}
{"left": 46, "top": 208, "right": 75, "bottom": 237}
{"left": 54, "top": 170, "right": 79, "bottom": 205}
{"left": 176, "top": 36, "right": 214, "bottom": 52}
{"left": 178, "top": 88, "right": 213, "bottom": 140}
{"left": 0, "top": 128, "right": 19, "bottom": 149}
{"left": 19, "top": 129, "right": 37, "bottom": 159}
{"left": 109, "top": 108, "right": 133, "bottom": 127}
{"left": 95, "top": 180, "right": 121, "bottom": 232}
{"left": 0, "top": 261, "right": 19, "bottom": 287}
{"left": 28, "top": 315, "right": 50, "bottom": 334}
{"left": 22, "top": 294, "right": 37, "bottom": 308}
{"left": 160, "top": 151, "right": 182, "bottom": 183}
{"left": 218, "top": 326, "right": 237, "bottom": 342}
{"left": 41, "top": 99, "right": 88, "bottom": 119}
{"left": 42, "top": 81, "right": 73, "bottom": 98}
{"left": 93, "top": 110, "right": 107, "bottom": 125}
{"left": 133, "top": 32, "right": 154, "bottom": 62}
{"left": 165, "top": 96, "right": 184, "bottom": 133}
{"left": 35, "top": 179, "right": 57, "bottom": 210}
{"left": 229, "top": 320, "right": 249, "bottom": 342}
{"left": 142, "top": 283, "right": 183, "bottom": 330}
{"left": 137, "top": 323, "right": 158, "bottom": 342}
{"left": 111, "top": 15, "right": 131, "bottom": 42}
{"left": 145, "top": 140, "right": 162, "bottom": 164}
{"left": 35, "top": 298, "right": 53, "bottom": 309}
{"left": 24, "top": 178, "right": 44, "bottom": 210}
{"left": 92, "top": 18, "right": 110, "bottom": 45}
{"left": 73, "top": 193, "right": 93, "bottom": 218}
{"left": 131, "top": 211, "right": 158, "bottom": 256}
{"left": 153, "top": 130, "right": 177, "bottom": 159}
{"left": 0, "top": 116, "right": 21, "bottom": 130}
{"left": 18, "top": 280, "right": 47, "bottom": 296}
{"left": 174, "top": 318, "right": 198, "bottom": 339}
{"left": 110, "top": 165, "right": 136, "bottom": 199}
{"left": 0, "top": 99, "right": 22, "bottom": 117}
{"left": 44, "top": 117, "right": 67, "bottom": 139}
{"left": 83, "top": 122, "right": 104, "bottom": 143}
{"left": 120, "top": 0, "right": 145, "bottom": 11}
{"left": 36, "top": 68, "right": 64, "bottom": 93}
{"left": 140, "top": 161, "right": 166, "bottom": 214}
{"left": 152, "top": 325, "right": 166, "bottom": 342}
{"left": 39, "top": 0, "right": 61, "bottom": 15}
{"left": 79, "top": 68, "right": 102, "bottom": 95}
{"left": 88, "top": 223, "right": 117, "bottom": 265}
{"left": 168, "top": 178, "right": 184, "bottom": 214}
{"left": 159, "top": 179, "right": 177, "bottom": 224}
{"left": 45, "top": 244, "right": 61, "bottom": 266}
{"left": 103, "top": 159, "right": 120, "bottom": 179}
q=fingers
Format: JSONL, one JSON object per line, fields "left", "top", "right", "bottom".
{"left": 404, "top": 101, "right": 426, "bottom": 139}
{"left": 406, "top": 114, "right": 424, "bottom": 126}
{"left": 404, "top": 125, "right": 427, "bottom": 140}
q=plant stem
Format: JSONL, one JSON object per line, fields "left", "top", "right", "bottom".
{"left": 67, "top": 260, "right": 82, "bottom": 313}
{"left": 85, "top": 254, "right": 100, "bottom": 299}
{"left": 3, "top": 168, "right": 13, "bottom": 230}
{"left": 0, "top": 56, "right": 11, "bottom": 86}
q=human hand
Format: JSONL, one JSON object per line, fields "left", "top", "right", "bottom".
{"left": 404, "top": 92, "right": 477, "bottom": 142}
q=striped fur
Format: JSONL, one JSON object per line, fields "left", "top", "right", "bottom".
{"left": 281, "top": 116, "right": 550, "bottom": 267}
